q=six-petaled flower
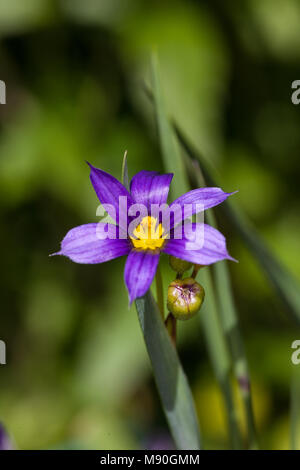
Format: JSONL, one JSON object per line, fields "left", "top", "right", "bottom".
{"left": 53, "top": 164, "right": 236, "bottom": 304}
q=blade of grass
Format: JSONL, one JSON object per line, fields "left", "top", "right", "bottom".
{"left": 151, "top": 55, "right": 242, "bottom": 447}
{"left": 121, "top": 150, "right": 129, "bottom": 190}
{"left": 175, "top": 125, "right": 300, "bottom": 326}
{"left": 124, "top": 143, "right": 200, "bottom": 449}
{"left": 136, "top": 292, "right": 201, "bottom": 450}
{"left": 212, "top": 258, "right": 258, "bottom": 449}
{"left": 190, "top": 158, "right": 258, "bottom": 449}
{"left": 197, "top": 267, "right": 243, "bottom": 449}
{"left": 150, "top": 54, "right": 201, "bottom": 448}
{"left": 155, "top": 264, "right": 165, "bottom": 320}
{"left": 151, "top": 53, "right": 188, "bottom": 200}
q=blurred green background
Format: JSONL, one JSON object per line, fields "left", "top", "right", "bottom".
{"left": 0, "top": 0, "right": 300, "bottom": 450}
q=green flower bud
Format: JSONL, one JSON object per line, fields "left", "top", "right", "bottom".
{"left": 167, "top": 277, "right": 205, "bottom": 320}
{"left": 169, "top": 256, "right": 192, "bottom": 275}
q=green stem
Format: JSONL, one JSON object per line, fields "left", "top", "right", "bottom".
{"left": 192, "top": 265, "right": 201, "bottom": 279}
{"left": 155, "top": 264, "right": 164, "bottom": 320}
{"left": 212, "top": 241, "right": 258, "bottom": 449}
{"left": 198, "top": 267, "right": 243, "bottom": 449}
{"left": 165, "top": 312, "right": 177, "bottom": 346}
{"left": 191, "top": 158, "right": 257, "bottom": 449}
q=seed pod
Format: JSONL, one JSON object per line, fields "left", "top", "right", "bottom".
{"left": 169, "top": 256, "right": 192, "bottom": 275}
{"left": 167, "top": 277, "right": 205, "bottom": 320}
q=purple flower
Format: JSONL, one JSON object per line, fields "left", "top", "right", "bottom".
{"left": 53, "top": 164, "right": 235, "bottom": 304}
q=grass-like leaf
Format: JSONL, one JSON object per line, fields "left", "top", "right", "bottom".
{"left": 136, "top": 292, "right": 201, "bottom": 450}
{"left": 121, "top": 150, "right": 129, "bottom": 190}
{"left": 189, "top": 158, "right": 257, "bottom": 449}
{"left": 150, "top": 55, "right": 242, "bottom": 448}
{"left": 142, "top": 53, "right": 201, "bottom": 449}
{"left": 197, "top": 266, "right": 243, "bottom": 449}
{"left": 125, "top": 132, "right": 200, "bottom": 448}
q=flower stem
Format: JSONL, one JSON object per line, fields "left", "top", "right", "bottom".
{"left": 165, "top": 312, "right": 177, "bottom": 346}
{"left": 198, "top": 267, "right": 244, "bottom": 449}
{"left": 155, "top": 264, "right": 164, "bottom": 320}
{"left": 192, "top": 265, "right": 201, "bottom": 279}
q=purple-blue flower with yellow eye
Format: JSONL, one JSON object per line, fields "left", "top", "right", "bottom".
{"left": 53, "top": 164, "right": 236, "bottom": 304}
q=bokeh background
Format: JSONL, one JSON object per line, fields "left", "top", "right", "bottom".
{"left": 0, "top": 0, "right": 300, "bottom": 450}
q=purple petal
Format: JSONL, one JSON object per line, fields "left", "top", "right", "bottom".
{"left": 52, "top": 223, "right": 131, "bottom": 264}
{"left": 169, "top": 187, "right": 236, "bottom": 227}
{"left": 88, "top": 162, "right": 134, "bottom": 225}
{"left": 130, "top": 171, "right": 173, "bottom": 209}
{"left": 163, "top": 223, "right": 235, "bottom": 265}
{"left": 124, "top": 250, "right": 160, "bottom": 304}
{"left": 0, "top": 424, "right": 13, "bottom": 450}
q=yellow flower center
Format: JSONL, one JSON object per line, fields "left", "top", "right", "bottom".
{"left": 130, "top": 216, "right": 167, "bottom": 251}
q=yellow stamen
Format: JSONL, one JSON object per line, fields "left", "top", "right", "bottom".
{"left": 130, "top": 216, "right": 166, "bottom": 251}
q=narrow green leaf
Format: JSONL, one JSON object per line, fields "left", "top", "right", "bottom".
{"left": 121, "top": 150, "right": 129, "bottom": 190}
{"left": 151, "top": 53, "right": 189, "bottom": 200}
{"left": 191, "top": 159, "right": 258, "bottom": 449}
{"left": 150, "top": 63, "right": 242, "bottom": 447}
{"left": 197, "top": 267, "right": 243, "bottom": 449}
{"left": 123, "top": 138, "right": 200, "bottom": 449}
{"left": 135, "top": 292, "right": 201, "bottom": 450}
{"left": 213, "top": 258, "right": 258, "bottom": 448}
{"left": 155, "top": 264, "right": 165, "bottom": 320}
{"left": 175, "top": 125, "right": 300, "bottom": 325}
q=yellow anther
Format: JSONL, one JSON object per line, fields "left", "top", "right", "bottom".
{"left": 130, "top": 216, "right": 166, "bottom": 251}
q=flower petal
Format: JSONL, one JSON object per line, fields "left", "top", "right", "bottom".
{"left": 88, "top": 162, "right": 134, "bottom": 224}
{"left": 0, "top": 424, "right": 12, "bottom": 450}
{"left": 169, "top": 187, "right": 236, "bottom": 227}
{"left": 130, "top": 170, "right": 173, "bottom": 209}
{"left": 124, "top": 250, "right": 160, "bottom": 304}
{"left": 53, "top": 223, "right": 131, "bottom": 264}
{"left": 163, "top": 223, "right": 235, "bottom": 265}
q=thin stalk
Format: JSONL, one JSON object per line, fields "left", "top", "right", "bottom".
{"left": 149, "top": 58, "right": 240, "bottom": 447}
{"left": 155, "top": 264, "right": 165, "bottom": 320}
{"left": 136, "top": 292, "right": 201, "bottom": 450}
{"left": 189, "top": 155, "right": 258, "bottom": 449}
{"left": 165, "top": 312, "right": 177, "bottom": 346}
{"left": 197, "top": 267, "right": 243, "bottom": 449}
{"left": 192, "top": 265, "right": 201, "bottom": 279}
{"left": 121, "top": 150, "right": 129, "bottom": 189}
{"left": 213, "top": 258, "right": 258, "bottom": 449}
